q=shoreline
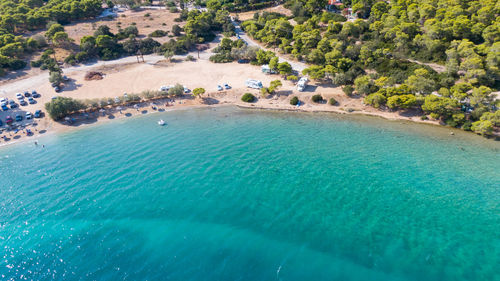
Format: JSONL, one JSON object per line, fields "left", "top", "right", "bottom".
{"left": 1, "top": 97, "right": 497, "bottom": 150}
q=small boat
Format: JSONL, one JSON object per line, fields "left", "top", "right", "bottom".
{"left": 158, "top": 120, "right": 165, "bottom": 126}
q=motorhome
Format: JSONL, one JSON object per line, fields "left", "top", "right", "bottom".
{"left": 245, "top": 79, "right": 263, "bottom": 89}
{"left": 297, "top": 77, "right": 309, "bottom": 92}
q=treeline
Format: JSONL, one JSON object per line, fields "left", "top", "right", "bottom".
{"left": 240, "top": 0, "right": 499, "bottom": 136}
{"left": 45, "top": 85, "right": 187, "bottom": 120}
{"left": 205, "top": 0, "right": 280, "bottom": 12}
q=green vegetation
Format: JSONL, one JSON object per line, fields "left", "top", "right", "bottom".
{"left": 241, "top": 93, "right": 256, "bottom": 102}
{"left": 290, "top": 96, "right": 299, "bottom": 105}
{"left": 210, "top": 37, "right": 258, "bottom": 63}
{"left": 169, "top": 84, "right": 185, "bottom": 97}
{"left": 149, "top": 30, "right": 169, "bottom": 37}
{"left": 311, "top": 94, "right": 323, "bottom": 103}
{"left": 328, "top": 97, "right": 337, "bottom": 105}
{"left": 192, "top": 87, "right": 205, "bottom": 98}
{"left": 239, "top": 0, "right": 499, "bottom": 136}
{"left": 260, "top": 79, "right": 283, "bottom": 96}
{"left": 45, "top": 97, "right": 86, "bottom": 120}
{"left": 0, "top": 0, "right": 102, "bottom": 75}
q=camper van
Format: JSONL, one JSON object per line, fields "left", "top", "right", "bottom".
{"left": 261, "top": 65, "right": 277, "bottom": 74}
{"left": 245, "top": 79, "right": 263, "bottom": 89}
{"left": 297, "top": 77, "right": 309, "bottom": 92}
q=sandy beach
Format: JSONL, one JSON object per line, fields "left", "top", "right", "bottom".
{"left": 0, "top": 52, "right": 445, "bottom": 147}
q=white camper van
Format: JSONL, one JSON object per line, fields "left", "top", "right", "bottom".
{"left": 297, "top": 77, "right": 309, "bottom": 92}
{"left": 245, "top": 79, "right": 263, "bottom": 89}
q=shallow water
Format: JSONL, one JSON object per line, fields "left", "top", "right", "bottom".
{"left": 0, "top": 106, "right": 499, "bottom": 281}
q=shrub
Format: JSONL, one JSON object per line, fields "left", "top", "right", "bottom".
{"left": 169, "top": 83, "right": 184, "bottom": 96}
{"left": 209, "top": 53, "right": 233, "bottom": 63}
{"left": 328, "top": 97, "right": 337, "bottom": 105}
{"left": 364, "top": 92, "right": 387, "bottom": 108}
{"left": 172, "top": 24, "right": 181, "bottom": 36}
{"left": 75, "top": 51, "right": 89, "bottom": 62}
{"left": 169, "top": 7, "right": 179, "bottom": 13}
{"left": 343, "top": 85, "right": 354, "bottom": 96}
{"left": 311, "top": 94, "right": 323, "bottom": 103}
{"left": 149, "top": 30, "right": 168, "bottom": 37}
{"left": 185, "top": 55, "right": 196, "bottom": 61}
{"left": 241, "top": 93, "right": 255, "bottom": 102}
{"left": 287, "top": 75, "right": 298, "bottom": 82}
{"left": 31, "top": 60, "right": 42, "bottom": 67}
{"left": 290, "top": 96, "right": 299, "bottom": 105}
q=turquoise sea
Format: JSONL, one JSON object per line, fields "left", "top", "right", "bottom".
{"left": 0, "top": 106, "right": 499, "bottom": 281}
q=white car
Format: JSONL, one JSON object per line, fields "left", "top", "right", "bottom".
{"left": 224, "top": 83, "right": 231, "bottom": 89}
{"left": 183, "top": 86, "right": 190, "bottom": 93}
{"left": 25, "top": 112, "right": 32, "bottom": 119}
{"left": 217, "top": 85, "right": 223, "bottom": 91}
{"left": 16, "top": 93, "right": 24, "bottom": 100}
{"left": 159, "top": 86, "right": 169, "bottom": 92}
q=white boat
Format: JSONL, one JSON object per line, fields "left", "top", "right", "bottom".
{"left": 158, "top": 120, "right": 165, "bottom": 126}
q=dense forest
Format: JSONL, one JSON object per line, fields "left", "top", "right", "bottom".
{"left": 239, "top": 0, "right": 500, "bottom": 135}
{"left": 0, "top": 0, "right": 102, "bottom": 74}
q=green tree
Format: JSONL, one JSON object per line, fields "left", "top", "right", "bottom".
{"left": 192, "top": 87, "right": 205, "bottom": 98}
{"left": 269, "top": 79, "right": 282, "bottom": 94}
{"left": 421, "top": 95, "right": 459, "bottom": 119}
{"left": 471, "top": 120, "right": 493, "bottom": 136}
{"left": 354, "top": 75, "right": 374, "bottom": 95}
{"left": 45, "top": 97, "right": 85, "bottom": 120}
{"left": 387, "top": 94, "right": 417, "bottom": 109}
{"left": 364, "top": 92, "right": 387, "bottom": 108}
{"left": 164, "top": 50, "right": 174, "bottom": 61}
{"left": 278, "top": 62, "right": 293, "bottom": 76}
{"left": 52, "top": 31, "right": 71, "bottom": 47}
{"left": 45, "top": 23, "right": 64, "bottom": 40}
{"left": 49, "top": 71, "right": 63, "bottom": 85}
{"left": 169, "top": 83, "right": 184, "bottom": 96}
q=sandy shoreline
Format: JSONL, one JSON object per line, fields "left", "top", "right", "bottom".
{"left": 2, "top": 93, "right": 485, "bottom": 149}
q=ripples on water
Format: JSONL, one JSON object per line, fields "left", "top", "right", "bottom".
{"left": 0, "top": 106, "right": 499, "bottom": 281}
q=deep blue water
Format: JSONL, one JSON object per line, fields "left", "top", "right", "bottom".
{"left": 0, "top": 106, "right": 499, "bottom": 281}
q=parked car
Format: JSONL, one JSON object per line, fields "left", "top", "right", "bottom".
{"left": 0, "top": 119, "right": 3, "bottom": 126}
{"left": 19, "top": 100, "right": 27, "bottom": 106}
{"left": 224, "top": 83, "right": 231, "bottom": 89}
{"left": 34, "top": 110, "right": 42, "bottom": 118}
{"left": 1, "top": 103, "right": 8, "bottom": 111}
{"left": 63, "top": 75, "right": 69, "bottom": 81}
{"left": 237, "top": 59, "right": 249, "bottom": 64}
{"left": 28, "top": 97, "right": 36, "bottom": 104}
{"left": 9, "top": 100, "right": 17, "bottom": 108}
{"left": 16, "top": 93, "right": 23, "bottom": 100}
{"left": 54, "top": 86, "right": 61, "bottom": 92}
{"left": 31, "top": 90, "right": 40, "bottom": 98}
{"left": 0, "top": 97, "right": 7, "bottom": 103}
{"left": 24, "top": 91, "right": 31, "bottom": 97}
{"left": 5, "top": 116, "right": 13, "bottom": 124}
{"left": 183, "top": 86, "right": 190, "bottom": 93}
{"left": 217, "top": 85, "right": 223, "bottom": 91}
{"left": 51, "top": 83, "right": 58, "bottom": 87}
{"left": 15, "top": 114, "right": 22, "bottom": 121}
{"left": 25, "top": 112, "right": 32, "bottom": 119}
